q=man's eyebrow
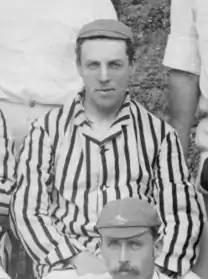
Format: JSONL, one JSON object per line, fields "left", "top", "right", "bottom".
{"left": 86, "top": 59, "right": 99, "bottom": 63}
{"left": 85, "top": 59, "right": 100, "bottom": 65}
{"left": 125, "top": 232, "right": 149, "bottom": 241}
{"left": 109, "top": 59, "right": 123, "bottom": 62}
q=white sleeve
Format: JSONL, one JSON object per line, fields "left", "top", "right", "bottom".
{"left": 163, "top": 0, "right": 200, "bottom": 75}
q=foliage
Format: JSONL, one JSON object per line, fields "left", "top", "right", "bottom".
{"left": 118, "top": 0, "right": 199, "bottom": 174}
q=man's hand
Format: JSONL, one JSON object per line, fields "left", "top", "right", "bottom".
{"left": 156, "top": 265, "right": 177, "bottom": 278}
{"left": 0, "top": 217, "right": 10, "bottom": 229}
{"left": 71, "top": 251, "right": 107, "bottom": 276}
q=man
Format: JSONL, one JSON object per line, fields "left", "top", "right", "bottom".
{"left": 97, "top": 198, "right": 175, "bottom": 279}
{"left": 11, "top": 19, "right": 204, "bottom": 279}
{"left": 163, "top": 2, "right": 208, "bottom": 278}
{"left": 0, "top": 110, "right": 16, "bottom": 279}
{"left": 0, "top": 0, "right": 117, "bottom": 148}
{"left": 163, "top": 0, "right": 208, "bottom": 192}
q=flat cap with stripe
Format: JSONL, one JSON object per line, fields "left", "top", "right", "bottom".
{"left": 96, "top": 198, "right": 161, "bottom": 238}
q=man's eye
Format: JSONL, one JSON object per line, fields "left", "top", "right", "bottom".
{"left": 87, "top": 62, "right": 99, "bottom": 69}
{"left": 109, "top": 62, "right": 122, "bottom": 69}
{"left": 108, "top": 241, "right": 119, "bottom": 249}
{"left": 130, "top": 242, "right": 142, "bottom": 249}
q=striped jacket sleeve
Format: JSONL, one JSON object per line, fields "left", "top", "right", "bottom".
{"left": 154, "top": 129, "right": 205, "bottom": 276}
{"left": 10, "top": 109, "right": 86, "bottom": 270}
{"left": 0, "top": 110, "right": 15, "bottom": 218}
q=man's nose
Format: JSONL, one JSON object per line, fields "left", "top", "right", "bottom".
{"left": 98, "top": 65, "right": 110, "bottom": 83}
{"left": 119, "top": 244, "right": 129, "bottom": 263}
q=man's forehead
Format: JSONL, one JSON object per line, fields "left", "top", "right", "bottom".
{"left": 81, "top": 39, "right": 128, "bottom": 60}
{"left": 105, "top": 231, "right": 150, "bottom": 241}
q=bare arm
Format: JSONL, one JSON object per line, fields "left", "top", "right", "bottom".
{"left": 168, "top": 69, "right": 200, "bottom": 159}
{"left": 163, "top": 0, "right": 201, "bottom": 158}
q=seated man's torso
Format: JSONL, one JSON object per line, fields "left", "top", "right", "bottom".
{"left": 42, "top": 93, "right": 173, "bottom": 255}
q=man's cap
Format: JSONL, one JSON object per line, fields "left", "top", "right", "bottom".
{"left": 96, "top": 198, "right": 161, "bottom": 238}
{"left": 77, "top": 19, "right": 134, "bottom": 43}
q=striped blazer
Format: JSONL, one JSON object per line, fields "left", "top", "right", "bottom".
{"left": 10, "top": 92, "right": 204, "bottom": 278}
{"left": 0, "top": 109, "right": 15, "bottom": 218}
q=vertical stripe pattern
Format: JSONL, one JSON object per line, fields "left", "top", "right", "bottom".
{"left": 10, "top": 94, "right": 204, "bottom": 278}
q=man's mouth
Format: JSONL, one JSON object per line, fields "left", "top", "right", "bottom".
{"left": 120, "top": 270, "right": 130, "bottom": 275}
{"left": 97, "top": 88, "right": 114, "bottom": 92}
{"left": 112, "top": 267, "right": 140, "bottom": 276}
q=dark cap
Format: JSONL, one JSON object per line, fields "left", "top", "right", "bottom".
{"left": 77, "top": 19, "right": 133, "bottom": 43}
{"left": 96, "top": 198, "right": 161, "bottom": 238}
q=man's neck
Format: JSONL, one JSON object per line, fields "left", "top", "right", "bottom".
{"left": 83, "top": 100, "right": 122, "bottom": 130}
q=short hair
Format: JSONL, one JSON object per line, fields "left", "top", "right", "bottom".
{"left": 150, "top": 227, "right": 160, "bottom": 240}
{"left": 75, "top": 36, "right": 135, "bottom": 65}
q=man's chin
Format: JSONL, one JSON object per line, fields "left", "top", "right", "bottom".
{"left": 112, "top": 272, "right": 139, "bottom": 279}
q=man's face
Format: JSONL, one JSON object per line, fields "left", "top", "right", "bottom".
{"left": 77, "top": 38, "right": 132, "bottom": 112}
{"left": 101, "top": 231, "right": 155, "bottom": 279}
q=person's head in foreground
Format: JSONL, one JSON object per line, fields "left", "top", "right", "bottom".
{"left": 75, "top": 19, "right": 135, "bottom": 116}
{"left": 96, "top": 198, "right": 163, "bottom": 279}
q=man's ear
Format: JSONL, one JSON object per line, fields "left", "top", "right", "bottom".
{"left": 130, "top": 61, "right": 137, "bottom": 76}
{"left": 76, "top": 60, "right": 82, "bottom": 77}
{"left": 154, "top": 235, "right": 163, "bottom": 259}
{"left": 128, "top": 62, "right": 136, "bottom": 85}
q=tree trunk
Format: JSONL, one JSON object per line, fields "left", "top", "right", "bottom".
{"left": 111, "top": 0, "right": 122, "bottom": 17}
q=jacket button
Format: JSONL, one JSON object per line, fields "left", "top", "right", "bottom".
{"left": 30, "top": 100, "right": 36, "bottom": 107}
